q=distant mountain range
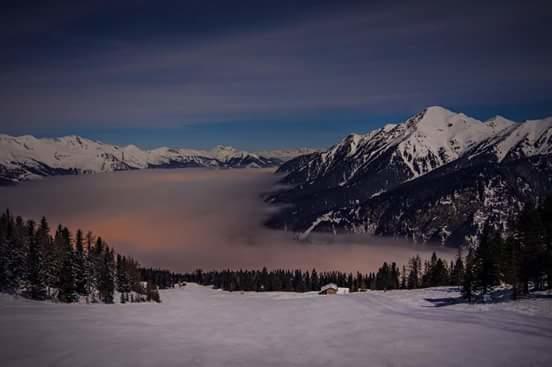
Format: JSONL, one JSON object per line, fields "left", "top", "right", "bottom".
{"left": 0, "top": 134, "right": 315, "bottom": 184}
{"left": 266, "top": 106, "right": 552, "bottom": 246}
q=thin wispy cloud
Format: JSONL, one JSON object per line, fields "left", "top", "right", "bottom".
{"left": 1, "top": 0, "right": 551, "bottom": 147}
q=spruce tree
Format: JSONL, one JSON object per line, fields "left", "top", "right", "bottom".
{"left": 407, "top": 255, "right": 421, "bottom": 289}
{"left": 502, "top": 235, "right": 521, "bottom": 299}
{"left": 462, "top": 248, "right": 475, "bottom": 302}
{"left": 146, "top": 280, "right": 161, "bottom": 303}
{"left": 98, "top": 246, "right": 115, "bottom": 303}
{"left": 85, "top": 232, "right": 96, "bottom": 297}
{"left": 74, "top": 229, "right": 87, "bottom": 295}
{"left": 390, "top": 262, "right": 400, "bottom": 290}
{"left": 542, "top": 196, "right": 552, "bottom": 289}
{"left": 431, "top": 258, "right": 449, "bottom": 286}
{"left": 451, "top": 248, "right": 465, "bottom": 287}
{"left": 58, "top": 227, "right": 78, "bottom": 303}
{"left": 0, "top": 211, "right": 18, "bottom": 292}
{"left": 52, "top": 225, "right": 67, "bottom": 291}
{"left": 25, "top": 220, "right": 47, "bottom": 300}
{"left": 311, "top": 269, "right": 320, "bottom": 291}
{"left": 400, "top": 265, "right": 407, "bottom": 289}
{"left": 515, "top": 205, "right": 546, "bottom": 293}
{"left": 10, "top": 216, "right": 28, "bottom": 291}
{"left": 472, "top": 223, "right": 501, "bottom": 295}
{"left": 0, "top": 211, "right": 9, "bottom": 292}
{"left": 37, "top": 221, "right": 53, "bottom": 297}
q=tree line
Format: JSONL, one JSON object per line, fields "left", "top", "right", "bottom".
{"left": 0, "top": 210, "right": 181, "bottom": 303}
{"left": 182, "top": 251, "right": 457, "bottom": 293}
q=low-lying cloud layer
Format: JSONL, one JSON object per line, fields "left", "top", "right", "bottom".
{"left": 0, "top": 169, "right": 453, "bottom": 272}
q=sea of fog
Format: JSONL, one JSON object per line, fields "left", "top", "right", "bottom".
{"left": 0, "top": 169, "right": 453, "bottom": 273}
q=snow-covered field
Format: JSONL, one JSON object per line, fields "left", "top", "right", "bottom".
{"left": 1, "top": 284, "right": 551, "bottom": 367}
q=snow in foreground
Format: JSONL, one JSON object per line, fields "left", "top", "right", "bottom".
{"left": 1, "top": 284, "right": 551, "bottom": 367}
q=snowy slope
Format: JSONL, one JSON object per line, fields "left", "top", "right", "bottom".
{"left": 484, "top": 115, "right": 516, "bottom": 134}
{"left": 1, "top": 284, "right": 551, "bottom": 367}
{"left": 0, "top": 135, "right": 307, "bottom": 184}
{"left": 469, "top": 117, "right": 552, "bottom": 162}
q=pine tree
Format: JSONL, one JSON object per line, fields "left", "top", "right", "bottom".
{"left": 10, "top": 216, "right": 28, "bottom": 291}
{"left": 311, "top": 269, "right": 320, "bottom": 291}
{"left": 51, "top": 225, "right": 67, "bottom": 292}
{"left": 0, "top": 211, "right": 10, "bottom": 292}
{"left": 451, "top": 247, "right": 465, "bottom": 287}
{"left": 541, "top": 196, "right": 552, "bottom": 289}
{"left": 85, "top": 231, "right": 96, "bottom": 298}
{"left": 39, "top": 223, "right": 53, "bottom": 296}
{"left": 390, "top": 262, "right": 400, "bottom": 290}
{"left": 0, "top": 211, "right": 19, "bottom": 292}
{"left": 146, "top": 280, "right": 161, "bottom": 303}
{"left": 25, "top": 220, "right": 47, "bottom": 300}
{"left": 515, "top": 205, "right": 546, "bottom": 294}
{"left": 35, "top": 216, "right": 56, "bottom": 298}
{"left": 502, "top": 235, "right": 521, "bottom": 299}
{"left": 407, "top": 255, "right": 421, "bottom": 289}
{"left": 74, "top": 229, "right": 87, "bottom": 295}
{"left": 472, "top": 223, "right": 501, "bottom": 295}
{"left": 58, "top": 227, "right": 78, "bottom": 303}
{"left": 462, "top": 248, "right": 475, "bottom": 302}
{"left": 98, "top": 246, "right": 115, "bottom": 303}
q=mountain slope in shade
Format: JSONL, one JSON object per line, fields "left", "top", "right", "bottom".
{"left": 267, "top": 107, "right": 552, "bottom": 246}
{"left": 0, "top": 135, "right": 305, "bottom": 184}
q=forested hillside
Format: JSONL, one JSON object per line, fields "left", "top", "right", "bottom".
{"left": 0, "top": 210, "right": 182, "bottom": 303}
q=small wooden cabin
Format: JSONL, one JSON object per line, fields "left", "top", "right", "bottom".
{"left": 319, "top": 283, "right": 338, "bottom": 295}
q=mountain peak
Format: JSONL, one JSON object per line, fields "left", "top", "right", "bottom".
{"left": 408, "top": 106, "right": 481, "bottom": 133}
{"left": 406, "top": 106, "right": 458, "bottom": 129}
{"left": 424, "top": 105, "right": 454, "bottom": 115}
{"left": 484, "top": 115, "right": 515, "bottom": 130}
{"left": 212, "top": 145, "right": 238, "bottom": 153}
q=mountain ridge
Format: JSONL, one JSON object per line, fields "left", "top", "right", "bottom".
{"left": 266, "top": 106, "right": 552, "bottom": 246}
{"left": 0, "top": 134, "right": 315, "bottom": 184}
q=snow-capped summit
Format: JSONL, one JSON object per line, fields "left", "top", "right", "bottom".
{"left": 211, "top": 145, "right": 257, "bottom": 161}
{"left": 397, "top": 106, "right": 494, "bottom": 176}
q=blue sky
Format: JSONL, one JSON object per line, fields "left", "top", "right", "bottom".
{"left": 1, "top": 0, "right": 551, "bottom": 150}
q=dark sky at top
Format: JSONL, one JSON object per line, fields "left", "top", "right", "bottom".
{"left": 1, "top": 0, "right": 551, "bottom": 149}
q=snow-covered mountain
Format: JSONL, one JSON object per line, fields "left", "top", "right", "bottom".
{"left": 278, "top": 106, "right": 512, "bottom": 189}
{"left": 266, "top": 106, "right": 552, "bottom": 246}
{"left": 256, "top": 148, "right": 318, "bottom": 162}
{"left": 0, "top": 135, "right": 302, "bottom": 184}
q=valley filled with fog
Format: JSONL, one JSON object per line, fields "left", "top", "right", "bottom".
{"left": 0, "top": 169, "right": 452, "bottom": 273}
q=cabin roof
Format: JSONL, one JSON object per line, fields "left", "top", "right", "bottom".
{"left": 320, "top": 283, "right": 338, "bottom": 292}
